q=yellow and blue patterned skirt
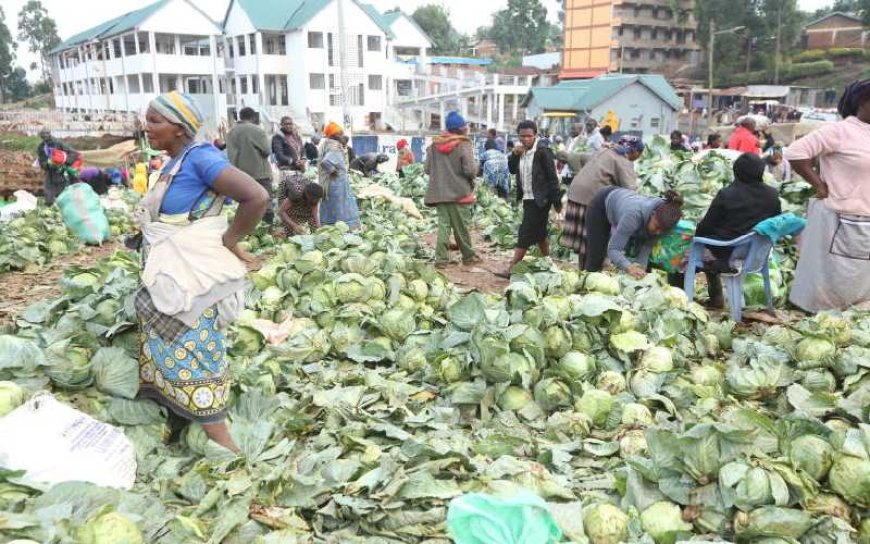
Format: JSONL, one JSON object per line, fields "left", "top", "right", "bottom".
{"left": 138, "top": 306, "right": 230, "bottom": 423}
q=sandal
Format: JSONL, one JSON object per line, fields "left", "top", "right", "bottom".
{"left": 493, "top": 269, "right": 512, "bottom": 279}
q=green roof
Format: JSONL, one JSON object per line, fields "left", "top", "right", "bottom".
{"left": 230, "top": 0, "right": 390, "bottom": 34}
{"left": 523, "top": 74, "right": 683, "bottom": 112}
{"left": 52, "top": 0, "right": 168, "bottom": 54}
{"left": 381, "top": 10, "right": 402, "bottom": 28}
{"left": 359, "top": 4, "right": 396, "bottom": 39}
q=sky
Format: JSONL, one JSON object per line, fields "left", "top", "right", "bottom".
{"left": 5, "top": 0, "right": 834, "bottom": 81}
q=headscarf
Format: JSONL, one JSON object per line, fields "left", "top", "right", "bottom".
{"left": 397, "top": 139, "right": 408, "bottom": 150}
{"left": 733, "top": 153, "right": 765, "bottom": 184}
{"left": 324, "top": 122, "right": 343, "bottom": 138}
{"left": 837, "top": 79, "right": 870, "bottom": 119}
{"left": 614, "top": 135, "right": 645, "bottom": 157}
{"left": 149, "top": 91, "right": 204, "bottom": 138}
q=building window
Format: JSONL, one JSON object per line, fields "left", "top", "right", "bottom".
{"left": 634, "top": 28, "right": 642, "bottom": 39}
{"left": 308, "top": 31, "right": 324, "bottom": 48}
{"left": 124, "top": 34, "right": 137, "bottom": 56}
{"left": 630, "top": 49, "right": 640, "bottom": 59}
{"left": 249, "top": 33, "right": 257, "bottom": 55}
{"left": 237, "top": 36, "right": 246, "bottom": 56}
{"left": 108, "top": 78, "right": 114, "bottom": 93}
{"left": 142, "top": 74, "right": 154, "bottom": 93}
{"left": 367, "top": 35, "right": 381, "bottom": 51}
{"left": 650, "top": 117, "right": 661, "bottom": 129}
{"left": 113, "top": 39, "right": 122, "bottom": 58}
{"left": 310, "top": 73, "right": 326, "bottom": 89}
{"left": 240, "top": 76, "right": 248, "bottom": 94}
{"left": 358, "top": 35, "right": 364, "bottom": 68}
{"left": 155, "top": 33, "right": 175, "bottom": 54}
{"left": 358, "top": 83, "right": 365, "bottom": 106}
{"left": 188, "top": 79, "right": 201, "bottom": 94}
{"left": 265, "top": 34, "right": 286, "bottom": 54}
{"left": 127, "top": 75, "right": 141, "bottom": 93}
{"left": 230, "top": 78, "right": 237, "bottom": 95}
{"left": 368, "top": 74, "right": 382, "bottom": 90}
{"left": 327, "top": 33, "right": 334, "bottom": 66}
{"left": 218, "top": 78, "right": 225, "bottom": 93}
{"left": 252, "top": 76, "right": 259, "bottom": 94}
{"left": 138, "top": 32, "right": 150, "bottom": 54}
{"left": 228, "top": 39, "right": 234, "bottom": 58}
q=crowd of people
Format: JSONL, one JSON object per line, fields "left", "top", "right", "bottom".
{"left": 24, "top": 79, "right": 868, "bottom": 449}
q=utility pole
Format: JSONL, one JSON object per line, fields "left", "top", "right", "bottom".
{"left": 774, "top": 0, "right": 783, "bottom": 84}
{"left": 707, "top": 21, "right": 714, "bottom": 132}
{"left": 337, "top": 0, "right": 350, "bottom": 131}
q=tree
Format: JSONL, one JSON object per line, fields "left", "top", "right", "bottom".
{"left": 17, "top": 0, "right": 60, "bottom": 86}
{"left": 488, "top": 0, "right": 551, "bottom": 54}
{"left": 412, "top": 4, "right": 462, "bottom": 55}
{"left": 0, "top": 7, "right": 16, "bottom": 102}
{"left": 5, "top": 68, "right": 31, "bottom": 102}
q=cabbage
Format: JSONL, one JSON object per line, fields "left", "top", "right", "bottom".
{"left": 621, "top": 403, "right": 654, "bottom": 426}
{"left": 77, "top": 511, "right": 143, "bottom": 544}
{"left": 498, "top": 386, "right": 534, "bottom": 411}
{"left": 690, "top": 365, "right": 722, "bottom": 386}
{"left": 260, "top": 286, "right": 285, "bottom": 311}
{"left": 506, "top": 281, "right": 539, "bottom": 310}
{"left": 639, "top": 501, "right": 692, "bottom": 544}
{"left": 0, "top": 381, "right": 25, "bottom": 417}
{"left": 544, "top": 327, "right": 571, "bottom": 359}
{"left": 482, "top": 352, "right": 535, "bottom": 385}
{"left": 858, "top": 518, "right": 870, "bottom": 544}
{"left": 583, "top": 503, "right": 629, "bottom": 544}
{"left": 335, "top": 274, "right": 371, "bottom": 303}
{"left": 828, "top": 454, "right": 870, "bottom": 507}
{"left": 609, "top": 310, "right": 637, "bottom": 334}
{"left": 610, "top": 331, "right": 650, "bottom": 353}
{"left": 330, "top": 322, "right": 364, "bottom": 354}
{"left": 794, "top": 337, "right": 837, "bottom": 369}
{"left": 585, "top": 273, "right": 620, "bottom": 296}
{"left": 733, "top": 507, "right": 813, "bottom": 540}
{"left": 533, "top": 378, "right": 572, "bottom": 412}
{"left": 93, "top": 299, "right": 121, "bottom": 326}
{"left": 396, "top": 346, "right": 427, "bottom": 373}
{"left": 620, "top": 429, "right": 647, "bottom": 457}
{"left": 296, "top": 250, "right": 324, "bottom": 273}
{"left": 596, "top": 371, "right": 626, "bottom": 394}
{"left": 556, "top": 352, "right": 596, "bottom": 382}
{"left": 232, "top": 326, "right": 265, "bottom": 356}
{"left": 806, "top": 493, "right": 851, "bottom": 520}
{"left": 641, "top": 346, "right": 674, "bottom": 373}
{"left": 437, "top": 357, "right": 466, "bottom": 383}
{"left": 789, "top": 434, "right": 833, "bottom": 480}
{"left": 380, "top": 308, "right": 416, "bottom": 341}
{"left": 575, "top": 389, "right": 614, "bottom": 427}
{"left": 252, "top": 263, "right": 280, "bottom": 291}
{"left": 406, "top": 279, "right": 429, "bottom": 302}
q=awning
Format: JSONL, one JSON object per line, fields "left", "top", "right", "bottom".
{"left": 743, "top": 85, "right": 790, "bottom": 99}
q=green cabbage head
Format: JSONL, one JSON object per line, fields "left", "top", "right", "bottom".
{"left": 77, "top": 511, "right": 143, "bottom": 544}
{"left": 828, "top": 454, "right": 870, "bottom": 508}
{"left": 533, "top": 378, "right": 572, "bottom": 412}
{"left": 640, "top": 501, "right": 692, "bottom": 544}
{"left": 575, "top": 389, "right": 614, "bottom": 427}
{"left": 498, "top": 386, "right": 534, "bottom": 411}
{"left": 583, "top": 503, "right": 629, "bottom": 544}
{"left": 789, "top": 434, "right": 834, "bottom": 481}
{"left": 0, "top": 381, "right": 25, "bottom": 417}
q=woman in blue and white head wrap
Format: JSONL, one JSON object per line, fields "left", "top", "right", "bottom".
{"left": 560, "top": 134, "right": 645, "bottom": 268}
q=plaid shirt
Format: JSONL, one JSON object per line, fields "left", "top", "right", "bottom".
{"left": 134, "top": 288, "right": 189, "bottom": 343}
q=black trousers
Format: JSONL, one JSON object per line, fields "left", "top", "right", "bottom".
{"left": 668, "top": 271, "right": 724, "bottom": 303}
{"left": 256, "top": 177, "right": 274, "bottom": 224}
{"left": 583, "top": 186, "right": 619, "bottom": 272}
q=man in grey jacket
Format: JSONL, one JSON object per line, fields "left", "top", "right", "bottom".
{"left": 227, "top": 107, "right": 274, "bottom": 223}
{"left": 424, "top": 111, "right": 480, "bottom": 267}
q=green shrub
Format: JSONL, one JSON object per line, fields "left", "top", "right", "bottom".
{"left": 793, "top": 50, "right": 825, "bottom": 62}
{"left": 784, "top": 60, "right": 835, "bottom": 79}
{"left": 826, "top": 47, "right": 866, "bottom": 59}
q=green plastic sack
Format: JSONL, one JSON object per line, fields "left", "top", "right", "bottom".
{"left": 447, "top": 489, "right": 562, "bottom": 544}
{"left": 56, "top": 182, "right": 110, "bottom": 245}
{"left": 650, "top": 219, "right": 695, "bottom": 273}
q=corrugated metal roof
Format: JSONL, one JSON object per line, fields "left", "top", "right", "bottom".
{"left": 427, "top": 56, "right": 492, "bottom": 66}
{"left": 358, "top": 3, "right": 396, "bottom": 39}
{"left": 743, "top": 85, "right": 790, "bottom": 99}
{"left": 52, "top": 0, "right": 168, "bottom": 54}
{"left": 523, "top": 74, "right": 683, "bottom": 111}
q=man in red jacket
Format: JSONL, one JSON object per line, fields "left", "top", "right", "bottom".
{"left": 727, "top": 116, "right": 761, "bottom": 155}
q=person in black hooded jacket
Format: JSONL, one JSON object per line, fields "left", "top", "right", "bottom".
{"left": 691, "top": 152, "right": 782, "bottom": 306}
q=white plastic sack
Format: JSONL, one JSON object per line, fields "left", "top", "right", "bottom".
{"left": 0, "top": 393, "right": 137, "bottom": 490}
{"left": 0, "top": 191, "right": 39, "bottom": 223}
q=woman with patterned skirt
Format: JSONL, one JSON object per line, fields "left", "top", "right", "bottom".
{"left": 135, "top": 91, "right": 268, "bottom": 452}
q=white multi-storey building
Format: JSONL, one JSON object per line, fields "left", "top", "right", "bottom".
{"left": 49, "top": 0, "right": 434, "bottom": 134}
{"left": 50, "top": 0, "right": 227, "bottom": 132}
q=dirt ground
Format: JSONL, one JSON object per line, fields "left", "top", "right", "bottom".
{"left": 0, "top": 241, "right": 122, "bottom": 328}
{"left": 421, "top": 230, "right": 515, "bottom": 294}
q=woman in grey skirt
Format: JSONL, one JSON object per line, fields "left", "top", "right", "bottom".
{"left": 561, "top": 136, "right": 644, "bottom": 268}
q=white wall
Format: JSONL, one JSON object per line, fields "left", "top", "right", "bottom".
{"left": 223, "top": 1, "right": 257, "bottom": 36}
{"left": 389, "top": 15, "right": 431, "bottom": 51}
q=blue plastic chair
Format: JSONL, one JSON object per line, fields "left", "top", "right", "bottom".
{"left": 684, "top": 232, "right": 774, "bottom": 322}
